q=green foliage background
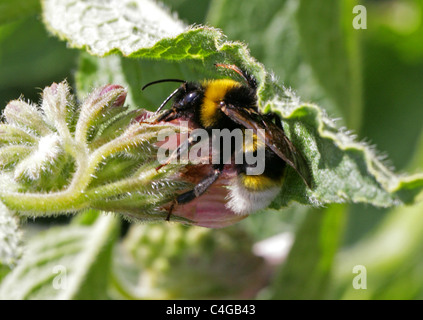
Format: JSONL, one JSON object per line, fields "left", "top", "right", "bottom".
{"left": 0, "top": 0, "right": 422, "bottom": 299}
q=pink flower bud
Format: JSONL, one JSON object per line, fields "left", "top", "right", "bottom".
{"left": 170, "top": 165, "right": 248, "bottom": 228}
{"left": 99, "top": 84, "right": 127, "bottom": 107}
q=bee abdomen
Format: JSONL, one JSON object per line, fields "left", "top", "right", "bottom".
{"left": 225, "top": 174, "right": 282, "bottom": 215}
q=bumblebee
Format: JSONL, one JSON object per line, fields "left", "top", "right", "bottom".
{"left": 142, "top": 64, "right": 312, "bottom": 219}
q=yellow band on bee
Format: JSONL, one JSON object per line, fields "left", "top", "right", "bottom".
{"left": 240, "top": 174, "right": 281, "bottom": 191}
{"left": 243, "top": 131, "right": 265, "bottom": 152}
{"left": 201, "top": 79, "right": 241, "bottom": 127}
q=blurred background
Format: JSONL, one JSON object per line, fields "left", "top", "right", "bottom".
{"left": 1, "top": 0, "right": 423, "bottom": 299}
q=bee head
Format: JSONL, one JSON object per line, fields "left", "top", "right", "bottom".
{"left": 172, "top": 82, "right": 203, "bottom": 110}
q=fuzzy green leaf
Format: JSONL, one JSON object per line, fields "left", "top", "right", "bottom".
{"left": 333, "top": 129, "right": 423, "bottom": 299}
{"left": 42, "top": 0, "right": 185, "bottom": 57}
{"left": 0, "top": 214, "right": 118, "bottom": 299}
{"left": 207, "top": 0, "right": 362, "bottom": 128}
{"left": 0, "top": 201, "right": 22, "bottom": 280}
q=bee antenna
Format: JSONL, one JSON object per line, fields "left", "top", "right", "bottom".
{"left": 215, "top": 64, "right": 257, "bottom": 89}
{"left": 142, "top": 79, "right": 186, "bottom": 114}
{"left": 154, "top": 86, "right": 182, "bottom": 114}
{"left": 141, "top": 79, "right": 186, "bottom": 91}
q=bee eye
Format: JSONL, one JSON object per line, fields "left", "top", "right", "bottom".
{"left": 182, "top": 92, "right": 198, "bottom": 105}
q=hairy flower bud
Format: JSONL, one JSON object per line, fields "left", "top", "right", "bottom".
{"left": 0, "top": 82, "right": 186, "bottom": 222}
{"left": 166, "top": 165, "right": 248, "bottom": 228}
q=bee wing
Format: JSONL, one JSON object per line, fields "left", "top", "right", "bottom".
{"left": 221, "top": 103, "right": 312, "bottom": 188}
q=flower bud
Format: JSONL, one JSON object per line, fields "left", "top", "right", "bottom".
{"left": 99, "top": 84, "right": 127, "bottom": 107}
{"left": 14, "top": 133, "right": 62, "bottom": 182}
{"left": 76, "top": 84, "right": 128, "bottom": 144}
{"left": 168, "top": 165, "right": 248, "bottom": 228}
{"left": 3, "top": 100, "right": 50, "bottom": 136}
{"left": 41, "top": 81, "right": 75, "bottom": 128}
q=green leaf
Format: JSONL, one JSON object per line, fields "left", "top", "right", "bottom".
{"left": 0, "top": 0, "right": 41, "bottom": 25}
{"left": 160, "top": 0, "right": 212, "bottom": 25}
{"left": 207, "top": 0, "right": 362, "bottom": 129}
{"left": 342, "top": 0, "right": 423, "bottom": 245}
{"left": 333, "top": 128, "right": 423, "bottom": 300}
{"left": 0, "top": 201, "right": 22, "bottom": 279}
{"left": 269, "top": 205, "right": 345, "bottom": 299}
{"left": 0, "top": 213, "right": 118, "bottom": 299}
{"left": 296, "top": 0, "right": 362, "bottom": 130}
{"left": 0, "top": 15, "right": 78, "bottom": 107}
{"left": 42, "top": 0, "right": 185, "bottom": 57}
{"left": 360, "top": 3, "right": 423, "bottom": 171}
{"left": 333, "top": 195, "right": 423, "bottom": 299}
{"left": 41, "top": 0, "right": 423, "bottom": 208}
{"left": 0, "top": 17, "right": 76, "bottom": 89}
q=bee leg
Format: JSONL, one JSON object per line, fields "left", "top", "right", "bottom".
{"left": 166, "top": 199, "right": 177, "bottom": 221}
{"left": 166, "top": 164, "right": 224, "bottom": 221}
{"left": 156, "top": 130, "right": 201, "bottom": 171}
{"left": 265, "top": 112, "right": 284, "bottom": 130}
{"left": 155, "top": 108, "right": 177, "bottom": 122}
{"left": 178, "top": 164, "right": 223, "bottom": 203}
